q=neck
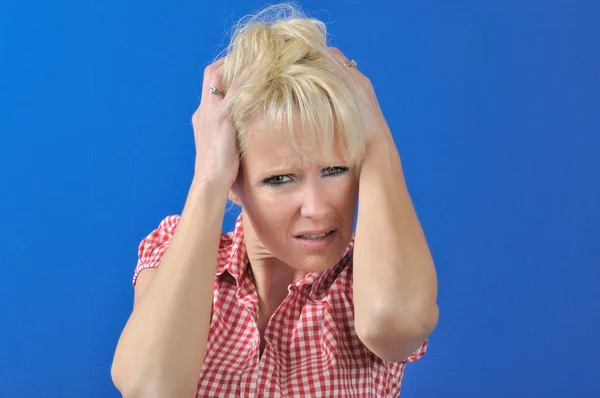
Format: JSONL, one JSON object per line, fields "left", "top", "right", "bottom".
{"left": 242, "top": 217, "right": 308, "bottom": 317}
{"left": 250, "top": 258, "right": 306, "bottom": 316}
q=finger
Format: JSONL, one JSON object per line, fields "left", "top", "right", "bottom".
{"left": 327, "top": 47, "right": 364, "bottom": 86}
{"left": 213, "top": 56, "right": 225, "bottom": 68}
{"left": 200, "top": 58, "right": 227, "bottom": 106}
{"left": 211, "top": 66, "right": 252, "bottom": 121}
{"left": 327, "top": 47, "right": 349, "bottom": 68}
{"left": 328, "top": 46, "right": 344, "bottom": 59}
{"left": 224, "top": 67, "right": 254, "bottom": 100}
{"left": 325, "top": 47, "right": 352, "bottom": 77}
{"left": 202, "top": 58, "right": 225, "bottom": 86}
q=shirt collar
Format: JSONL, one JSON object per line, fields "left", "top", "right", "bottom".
{"left": 216, "top": 214, "right": 248, "bottom": 284}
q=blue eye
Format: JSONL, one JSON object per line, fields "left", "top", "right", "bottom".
{"left": 262, "top": 175, "right": 293, "bottom": 186}
{"left": 322, "top": 166, "right": 349, "bottom": 176}
{"left": 262, "top": 167, "right": 349, "bottom": 187}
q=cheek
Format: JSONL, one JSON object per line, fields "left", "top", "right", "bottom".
{"left": 335, "top": 179, "right": 359, "bottom": 233}
{"left": 241, "top": 187, "right": 292, "bottom": 235}
{"left": 332, "top": 177, "right": 359, "bottom": 209}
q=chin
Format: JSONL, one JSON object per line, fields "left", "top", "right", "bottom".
{"left": 295, "top": 257, "right": 337, "bottom": 273}
{"left": 293, "top": 242, "right": 350, "bottom": 273}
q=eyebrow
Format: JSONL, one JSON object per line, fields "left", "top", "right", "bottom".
{"left": 261, "top": 159, "right": 348, "bottom": 176}
{"left": 261, "top": 158, "right": 304, "bottom": 174}
{"left": 258, "top": 167, "right": 299, "bottom": 181}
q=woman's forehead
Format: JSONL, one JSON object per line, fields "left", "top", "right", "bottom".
{"left": 242, "top": 141, "right": 346, "bottom": 173}
{"left": 243, "top": 115, "right": 346, "bottom": 160}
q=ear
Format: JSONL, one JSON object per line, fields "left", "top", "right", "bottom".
{"left": 228, "top": 184, "right": 242, "bottom": 206}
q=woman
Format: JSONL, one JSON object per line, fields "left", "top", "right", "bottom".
{"left": 111, "top": 3, "right": 438, "bottom": 397}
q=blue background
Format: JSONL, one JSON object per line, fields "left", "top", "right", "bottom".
{"left": 1, "top": 0, "right": 598, "bottom": 397}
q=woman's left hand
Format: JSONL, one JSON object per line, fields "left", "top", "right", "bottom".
{"left": 328, "top": 47, "right": 395, "bottom": 147}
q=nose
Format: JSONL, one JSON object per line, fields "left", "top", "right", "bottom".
{"left": 299, "top": 182, "right": 330, "bottom": 220}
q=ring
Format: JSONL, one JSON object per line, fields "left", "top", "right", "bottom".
{"left": 208, "top": 85, "right": 225, "bottom": 96}
{"left": 344, "top": 59, "right": 357, "bottom": 69}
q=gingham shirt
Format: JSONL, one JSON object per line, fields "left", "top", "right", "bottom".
{"left": 133, "top": 214, "right": 427, "bottom": 397}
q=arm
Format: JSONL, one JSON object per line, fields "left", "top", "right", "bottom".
{"left": 353, "top": 137, "right": 439, "bottom": 362}
{"left": 111, "top": 56, "right": 245, "bottom": 397}
{"left": 111, "top": 180, "right": 229, "bottom": 398}
{"left": 324, "top": 45, "right": 439, "bottom": 362}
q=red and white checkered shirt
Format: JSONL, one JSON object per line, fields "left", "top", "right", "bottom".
{"left": 133, "top": 214, "right": 428, "bottom": 397}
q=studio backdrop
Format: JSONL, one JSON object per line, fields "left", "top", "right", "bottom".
{"left": 1, "top": 0, "right": 598, "bottom": 397}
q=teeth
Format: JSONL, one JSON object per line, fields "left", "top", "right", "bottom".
{"left": 299, "top": 231, "right": 332, "bottom": 240}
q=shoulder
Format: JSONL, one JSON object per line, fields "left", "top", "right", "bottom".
{"left": 132, "top": 215, "right": 234, "bottom": 285}
{"left": 138, "top": 215, "right": 181, "bottom": 251}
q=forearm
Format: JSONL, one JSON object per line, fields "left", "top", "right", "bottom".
{"left": 353, "top": 139, "right": 438, "bottom": 341}
{"left": 112, "top": 180, "right": 229, "bottom": 397}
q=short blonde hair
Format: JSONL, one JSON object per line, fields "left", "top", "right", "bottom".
{"left": 219, "top": 3, "right": 366, "bottom": 167}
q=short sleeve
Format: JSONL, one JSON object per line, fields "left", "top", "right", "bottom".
{"left": 403, "top": 339, "right": 428, "bottom": 363}
{"left": 132, "top": 215, "right": 181, "bottom": 286}
{"left": 382, "top": 339, "right": 429, "bottom": 394}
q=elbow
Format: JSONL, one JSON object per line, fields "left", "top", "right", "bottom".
{"left": 111, "top": 351, "right": 125, "bottom": 395}
{"left": 111, "top": 356, "right": 141, "bottom": 398}
{"left": 112, "top": 357, "right": 198, "bottom": 398}
{"left": 356, "top": 302, "right": 439, "bottom": 363}
{"left": 111, "top": 356, "right": 181, "bottom": 398}
{"left": 111, "top": 363, "right": 195, "bottom": 398}
{"left": 356, "top": 294, "right": 439, "bottom": 338}
{"left": 110, "top": 332, "right": 202, "bottom": 398}
{"left": 409, "top": 301, "right": 439, "bottom": 336}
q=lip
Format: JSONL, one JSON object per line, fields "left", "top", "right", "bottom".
{"left": 293, "top": 229, "right": 337, "bottom": 250}
{"left": 294, "top": 228, "right": 336, "bottom": 237}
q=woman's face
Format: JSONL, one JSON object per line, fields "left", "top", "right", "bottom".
{"left": 232, "top": 115, "right": 359, "bottom": 272}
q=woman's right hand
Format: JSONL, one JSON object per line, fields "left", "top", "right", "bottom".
{"left": 191, "top": 57, "right": 244, "bottom": 190}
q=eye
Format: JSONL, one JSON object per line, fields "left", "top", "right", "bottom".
{"left": 262, "top": 175, "right": 294, "bottom": 187}
{"left": 321, "top": 166, "right": 349, "bottom": 176}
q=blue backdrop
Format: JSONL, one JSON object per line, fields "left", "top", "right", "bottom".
{"left": 1, "top": 0, "right": 598, "bottom": 397}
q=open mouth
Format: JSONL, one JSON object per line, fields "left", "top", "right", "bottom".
{"left": 295, "top": 230, "right": 336, "bottom": 240}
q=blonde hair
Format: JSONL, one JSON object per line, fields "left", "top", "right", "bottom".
{"left": 219, "top": 3, "right": 366, "bottom": 167}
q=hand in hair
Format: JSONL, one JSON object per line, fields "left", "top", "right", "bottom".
{"left": 328, "top": 47, "right": 394, "bottom": 149}
{"left": 191, "top": 57, "right": 252, "bottom": 189}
